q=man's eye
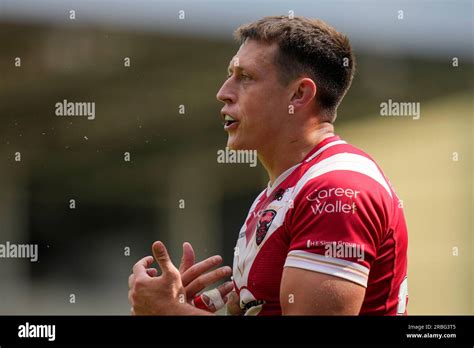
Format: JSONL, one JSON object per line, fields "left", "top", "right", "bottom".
{"left": 225, "top": 72, "right": 251, "bottom": 80}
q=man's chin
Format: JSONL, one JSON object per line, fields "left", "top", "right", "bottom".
{"left": 226, "top": 133, "right": 260, "bottom": 151}
{"left": 227, "top": 137, "right": 248, "bottom": 151}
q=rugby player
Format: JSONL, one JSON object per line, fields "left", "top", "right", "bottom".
{"left": 128, "top": 16, "right": 408, "bottom": 316}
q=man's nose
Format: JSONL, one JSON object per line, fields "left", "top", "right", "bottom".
{"left": 216, "top": 79, "right": 235, "bottom": 104}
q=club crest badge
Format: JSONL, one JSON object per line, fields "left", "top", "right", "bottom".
{"left": 255, "top": 209, "right": 277, "bottom": 246}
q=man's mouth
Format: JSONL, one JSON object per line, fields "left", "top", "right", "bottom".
{"left": 223, "top": 114, "right": 239, "bottom": 130}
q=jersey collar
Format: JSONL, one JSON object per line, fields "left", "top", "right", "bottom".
{"left": 302, "top": 135, "right": 342, "bottom": 162}
{"left": 266, "top": 135, "right": 344, "bottom": 197}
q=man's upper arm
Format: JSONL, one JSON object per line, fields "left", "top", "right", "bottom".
{"left": 281, "top": 171, "right": 388, "bottom": 315}
{"left": 280, "top": 266, "right": 366, "bottom": 315}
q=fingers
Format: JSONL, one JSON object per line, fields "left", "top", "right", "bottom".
{"left": 178, "top": 242, "right": 195, "bottom": 274}
{"left": 226, "top": 290, "right": 244, "bottom": 316}
{"left": 217, "top": 281, "right": 234, "bottom": 301}
{"left": 182, "top": 255, "right": 223, "bottom": 287}
{"left": 146, "top": 268, "right": 158, "bottom": 277}
{"left": 152, "top": 241, "right": 177, "bottom": 276}
{"left": 185, "top": 266, "right": 232, "bottom": 299}
{"left": 192, "top": 284, "right": 232, "bottom": 313}
{"left": 129, "top": 268, "right": 157, "bottom": 293}
{"left": 132, "top": 256, "right": 154, "bottom": 278}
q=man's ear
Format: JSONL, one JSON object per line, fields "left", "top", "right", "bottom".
{"left": 289, "top": 78, "right": 317, "bottom": 113}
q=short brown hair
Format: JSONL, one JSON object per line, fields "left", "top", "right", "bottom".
{"left": 235, "top": 16, "right": 355, "bottom": 122}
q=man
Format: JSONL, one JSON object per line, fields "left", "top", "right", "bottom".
{"left": 128, "top": 16, "right": 408, "bottom": 316}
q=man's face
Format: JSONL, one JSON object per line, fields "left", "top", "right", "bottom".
{"left": 216, "top": 40, "right": 290, "bottom": 151}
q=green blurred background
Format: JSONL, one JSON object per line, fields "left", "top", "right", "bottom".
{"left": 0, "top": 0, "right": 472, "bottom": 314}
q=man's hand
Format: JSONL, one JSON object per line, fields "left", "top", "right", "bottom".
{"left": 128, "top": 241, "right": 188, "bottom": 315}
{"left": 128, "top": 241, "right": 233, "bottom": 315}
{"left": 178, "top": 242, "right": 233, "bottom": 307}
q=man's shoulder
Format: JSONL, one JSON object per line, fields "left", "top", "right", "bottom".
{"left": 316, "top": 139, "right": 377, "bottom": 166}
{"left": 293, "top": 140, "right": 394, "bottom": 203}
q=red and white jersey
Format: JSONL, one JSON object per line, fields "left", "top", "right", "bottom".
{"left": 232, "top": 135, "right": 408, "bottom": 315}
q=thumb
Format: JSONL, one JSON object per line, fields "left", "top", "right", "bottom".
{"left": 152, "top": 241, "right": 176, "bottom": 275}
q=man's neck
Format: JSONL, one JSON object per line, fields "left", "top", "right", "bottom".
{"left": 259, "top": 122, "right": 335, "bottom": 185}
